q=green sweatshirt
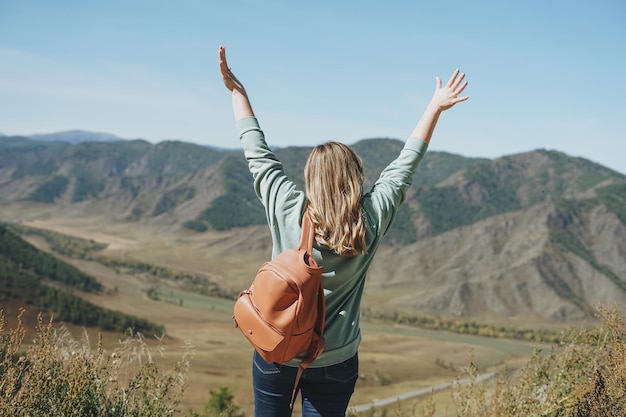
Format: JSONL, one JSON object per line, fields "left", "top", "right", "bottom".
{"left": 237, "top": 116, "right": 428, "bottom": 367}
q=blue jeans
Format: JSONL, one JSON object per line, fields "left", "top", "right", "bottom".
{"left": 252, "top": 350, "right": 359, "bottom": 417}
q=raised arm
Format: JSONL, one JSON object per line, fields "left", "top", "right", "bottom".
{"left": 410, "top": 69, "right": 468, "bottom": 144}
{"left": 219, "top": 45, "right": 255, "bottom": 121}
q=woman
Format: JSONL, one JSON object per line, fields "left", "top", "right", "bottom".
{"left": 219, "top": 45, "right": 468, "bottom": 417}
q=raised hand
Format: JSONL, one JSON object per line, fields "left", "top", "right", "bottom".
{"left": 219, "top": 45, "right": 247, "bottom": 96}
{"left": 219, "top": 45, "right": 254, "bottom": 119}
{"left": 430, "top": 69, "right": 469, "bottom": 111}
{"left": 409, "top": 69, "right": 469, "bottom": 143}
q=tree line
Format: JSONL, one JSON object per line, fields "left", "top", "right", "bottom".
{"left": 11, "top": 223, "right": 233, "bottom": 299}
{"left": 0, "top": 225, "right": 163, "bottom": 334}
{"left": 365, "top": 309, "right": 563, "bottom": 344}
{"left": 0, "top": 224, "right": 102, "bottom": 292}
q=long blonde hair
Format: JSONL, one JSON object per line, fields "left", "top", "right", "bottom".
{"left": 304, "top": 141, "right": 366, "bottom": 257}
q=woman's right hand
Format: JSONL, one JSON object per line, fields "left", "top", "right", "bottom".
{"left": 408, "top": 69, "right": 469, "bottom": 143}
{"left": 429, "top": 69, "right": 469, "bottom": 112}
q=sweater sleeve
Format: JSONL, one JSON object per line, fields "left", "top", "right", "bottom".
{"left": 365, "top": 136, "right": 429, "bottom": 235}
{"left": 236, "top": 117, "right": 298, "bottom": 228}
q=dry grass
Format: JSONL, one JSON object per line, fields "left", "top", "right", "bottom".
{"left": 451, "top": 303, "right": 626, "bottom": 417}
{"left": 0, "top": 309, "right": 193, "bottom": 416}
{"left": 349, "top": 304, "right": 626, "bottom": 417}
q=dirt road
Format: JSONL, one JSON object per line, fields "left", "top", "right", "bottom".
{"left": 350, "top": 372, "right": 497, "bottom": 413}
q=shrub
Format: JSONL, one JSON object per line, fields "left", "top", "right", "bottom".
{"left": 451, "top": 304, "right": 626, "bottom": 417}
{"left": 187, "top": 386, "right": 245, "bottom": 417}
{"left": 351, "top": 304, "right": 626, "bottom": 417}
{"left": 0, "top": 309, "right": 193, "bottom": 416}
{"left": 184, "top": 220, "right": 209, "bottom": 233}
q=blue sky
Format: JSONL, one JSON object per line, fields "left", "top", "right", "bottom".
{"left": 1, "top": 0, "right": 624, "bottom": 174}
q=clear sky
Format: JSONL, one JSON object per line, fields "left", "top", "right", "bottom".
{"left": 1, "top": 0, "right": 624, "bottom": 174}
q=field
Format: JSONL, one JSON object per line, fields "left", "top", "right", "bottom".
{"left": 1, "top": 205, "right": 546, "bottom": 416}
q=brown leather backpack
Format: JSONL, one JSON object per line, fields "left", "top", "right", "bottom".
{"left": 233, "top": 212, "right": 325, "bottom": 406}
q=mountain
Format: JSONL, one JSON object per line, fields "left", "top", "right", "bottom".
{"left": 366, "top": 197, "right": 626, "bottom": 323}
{"left": 1, "top": 135, "right": 625, "bottom": 324}
{"left": 28, "top": 129, "right": 123, "bottom": 143}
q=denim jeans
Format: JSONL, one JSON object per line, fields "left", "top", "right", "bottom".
{"left": 252, "top": 350, "right": 359, "bottom": 417}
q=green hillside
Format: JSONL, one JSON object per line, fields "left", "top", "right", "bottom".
{"left": 190, "top": 155, "right": 266, "bottom": 231}
{"left": 0, "top": 225, "right": 101, "bottom": 292}
{"left": 409, "top": 149, "right": 625, "bottom": 237}
{"left": 0, "top": 224, "right": 163, "bottom": 334}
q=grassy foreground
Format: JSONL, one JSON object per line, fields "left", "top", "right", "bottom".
{"left": 358, "top": 304, "right": 625, "bottom": 417}
{"left": 0, "top": 309, "right": 192, "bottom": 416}
{"left": 1, "top": 305, "right": 624, "bottom": 417}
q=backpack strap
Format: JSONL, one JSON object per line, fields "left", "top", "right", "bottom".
{"left": 298, "top": 210, "right": 325, "bottom": 349}
{"left": 289, "top": 278, "right": 326, "bottom": 408}
{"left": 289, "top": 211, "right": 325, "bottom": 408}
{"left": 299, "top": 210, "right": 316, "bottom": 254}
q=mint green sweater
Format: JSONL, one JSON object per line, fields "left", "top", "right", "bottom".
{"left": 237, "top": 116, "right": 428, "bottom": 367}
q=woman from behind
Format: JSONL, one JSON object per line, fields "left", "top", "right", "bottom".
{"left": 219, "top": 45, "right": 468, "bottom": 417}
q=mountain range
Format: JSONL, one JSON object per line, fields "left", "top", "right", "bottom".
{"left": 1, "top": 132, "right": 625, "bottom": 325}
{"left": 13, "top": 129, "right": 123, "bottom": 144}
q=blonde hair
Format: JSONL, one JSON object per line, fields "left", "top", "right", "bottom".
{"left": 304, "top": 141, "right": 366, "bottom": 257}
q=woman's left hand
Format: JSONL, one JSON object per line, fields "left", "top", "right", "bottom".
{"left": 219, "top": 45, "right": 247, "bottom": 96}
{"left": 219, "top": 45, "right": 255, "bottom": 119}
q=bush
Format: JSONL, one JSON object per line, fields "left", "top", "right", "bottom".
{"left": 451, "top": 304, "right": 626, "bottom": 417}
{"left": 352, "top": 304, "right": 626, "bottom": 417}
{"left": 184, "top": 220, "right": 209, "bottom": 233}
{"left": 0, "top": 309, "right": 193, "bottom": 416}
{"left": 187, "top": 386, "right": 244, "bottom": 417}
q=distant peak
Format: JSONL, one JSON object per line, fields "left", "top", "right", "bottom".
{"left": 28, "top": 130, "right": 123, "bottom": 144}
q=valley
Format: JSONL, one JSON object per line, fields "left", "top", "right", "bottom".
{"left": 1, "top": 208, "right": 543, "bottom": 415}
